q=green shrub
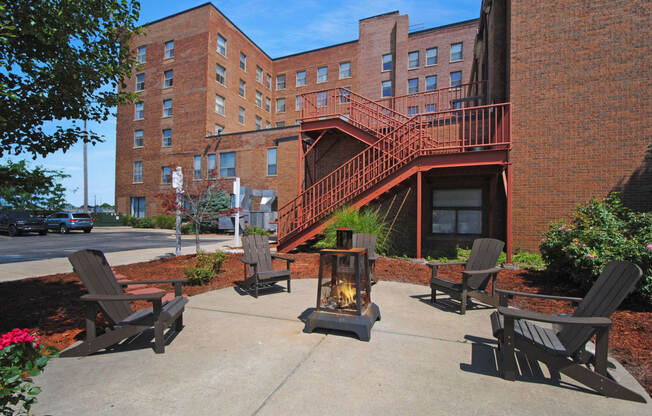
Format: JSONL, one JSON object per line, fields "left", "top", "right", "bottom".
{"left": 185, "top": 250, "right": 227, "bottom": 284}
{"left": 180, "top": 223, "right": 192, "bottom": 234}
{"left": 243, "top": 225, "right": 267, "bottom": 236}
{"left": 133, "top": 217, "right": 154, "bottom": 228}
{"left": 153, "top": 214, "right": 176, "bottom": 229}
{"left": 540, "top": 193, "right": 652, "bottom": 303}
{"left": 314, "top": 207, "right": 390, "bottom": 254}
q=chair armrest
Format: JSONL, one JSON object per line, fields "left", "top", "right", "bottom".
{"left": 80, "top": 293, "right": 165, "bottom": 302}
{"left": 462, "top": 267, "right": 502, "bottom": 276}
{"left": 239, "top": 258, "right": 258, "bottom": 265}
{"left": 271, "top": 254, "right": 295, "bottom": 263}
{"left": 120, "top": 279, "right": 189, "bottom": 286}
{"left": 427, "top": 261, "right": 467, "bottom": 268}
{"left": 496, "top": 288, "right": 583, "bottom": 305}
{"left": 497, "top": 306, "right": 611, "bottom": 326}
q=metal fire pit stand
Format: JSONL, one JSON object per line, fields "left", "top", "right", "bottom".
{"left": 304, "top": 248, "right": 381, "bottom": 341}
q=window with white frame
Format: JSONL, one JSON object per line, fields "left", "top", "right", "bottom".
{"left": 255, "top": 90, "right": 262, "bottom": 107}
{"left": 432, "top": 189, "right": 482, "bottom": 234}
{"left": 408, "top": 78, "right": 418, "bottom": 94}
{"left": 276, "top": 74, "right": 286, "bottom": 90}
{"left": 450, "top": 71, "right": 462, "bottom": 87}
{"left": 162, "top": 129, "right": 172, "bottom": 147}
{"left": 164, "top": 40, "right": 174, "bottom": 59}
{"left": 207, "top": 154, "right": 216, "bottom": 178}
{"left": 215, "top": 94, "right": 225, "bottom": 115}
{"left": 426, "top": 47, "right": 438, "bottom": 66}
{"left": 267, "top": 148, "right": 277, "bottom": 176}
{"left": 450, "top": 42, "right": 463, "bottom": 62}
{"left": 276, "top": 98, "right": 285, "bottom": 113}
{"left": 296, "top": 70, "right": 306, "bottom": 87}
{"left": 381, "top": 80, "right": 392, "bottom": 97}
{"left": 239, "top": 79, "right": 246, "bottom": 97}
{"left": 135, "top": 73, "right": 145, "bottom": 91}
{"left": 265, "top": 73, "right": 271, "bottom": 89}
{"left": 339, "top": 62, "right": 351, "bottom": 79}
{"left": 217, "top": 34, "right": 227, "bottom": 56}
{"left": 133, "top": 161, "right": 143, "bottom": 183}
{"left": 194, "top": 156, "right": 202, "bottom": 180}
{"left": 255, "top": 116, "right": 262, "bottom": 130}
{"left": 317, "top": 66, "right": 328, "bottom": 83}
{"left": 163, "top": 70, "right": 173, "bottom": 88}
{"left": 239, "top": 52, "right": 246, "bottom": 71}
{"left": 134, "top": 102, "right": 144, "bottom": 120}
{"left": 134, "top": 130, "right": 143, "bottom": 147}
{"left": 265, "top": 97, "right": 270, "bottom": 112}
{"left": 256, "top": 66, "right": 263, "bottom": 83}
{"left": 214, "top": 124, "right": 224, "bottom": 135}
{"left": 382, "top": 54, "right": 392, "bottom": 71}
{"left": 162, "top": 99, "right": 172, "bottom": 117}
{"left": 219, "top": 152, "right": 236, "bottom": 177}
{"left": 137, "top": 46, "right": 146, "bottom": 63}
{"left": 408, "top": 51, "right": 419, "bottom": 69}
{"left": 161, "top": 166, "right": 171, "bottom": 184}
{"left": 216, "top": 64, "right": 226, "bottom": 85}
{"left": 238, "top": 106, "right": 245, "bottom": 124}
{"left": 426, "top": 75, "right": 437, "bottom": 91}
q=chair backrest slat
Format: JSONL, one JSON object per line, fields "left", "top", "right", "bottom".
{"left": 243, "top": 235, "right": 273, "bottom": 273}
{"left": 464, "top": 238, "right": 504, "bottom": 290}
{"left": 558, "top": 261, "right": 642, "bottom": 354}
{"left": 68, "top": 250, "right": 133, "bottom": 325}
{"left": 353, "top": 233, "right": 377, "bottom": 257}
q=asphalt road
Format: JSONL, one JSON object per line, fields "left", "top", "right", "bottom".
{"left": 0, "top": 228, "right": 229, "bottom": 264}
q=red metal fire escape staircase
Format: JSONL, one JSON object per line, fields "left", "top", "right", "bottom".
{"left": 278, "top": 85, "right": 511, "bottom": 253}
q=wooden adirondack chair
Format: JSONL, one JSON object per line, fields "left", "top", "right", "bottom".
{"left": 490, "top": 260, "right": 646, "bottom": 402}
{"left": 62, "top": 249, "right": 188, "bottom": 357}
{"left": 238, "top": 234, "right": 294, "bottom": 298}
{"left": 427, "top": 238, "right": 504, "bottom": 314}
{"left": 353, "top": 233, "right": 379, "bottom": 284}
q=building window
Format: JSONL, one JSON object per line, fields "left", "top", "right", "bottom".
{"left": 408, "top": 105, "right": 418, "bottom": 116}
{"left": 134, "top": 130, "right": 143, "bottom": 148}
{"left": 134, "top": 102, "right": 144, "bottom": 120}
{"left": 451, "top": 42, "right": 463, "bottom": 62}
{"left": 255, "top": 116, "right": 262, "bottom": 130}
{"left": 265, "top": 97, "right": 271, "bottom": 112}
{"left": 130, "top": 197, "right": 145, "bottom": 218}
{"left": 276, "top": 98, "right": 286, "bottom": 113}
{"left": 408, "top": 78, "right": 418, "bottom": 94}
{"left": 239, "top": 79, "right": 246, "bottom": 97}
{"left": 265, "top": 73, "right": 271, "bottom": 89}
{"left": 217, "top": 34, "right": 227, "bottom": 56}
{"left": 207, "top": 154, "right": 216, "bottom": 178}
{"left": 317, "top": 66, "right": 328, "bottom": 83}
{"left": 265, "top": 121, "right": 271, "bottom": 129}
{"left": 162, "top": 99, "right": 172, "bottom": 117}
{"left": 194, "top": 156, "right": 202, "bottom": 180}
{"left": 256, "top": 66, "right": 263, "bottom": 83}
{"left": 450, "top": 71, "right": 462, "bottom": 87}
{"left": 276, "top": 121, "right": 285, "bottom": 127}
{"left": 238, "top": 106, "right": 245, "bottom": 124}
{"left": 164, "top": 40, "right": 174, "bottom": 59}
{"left": 317, "top": 91, "right": 327, "bottom": 107}
{"left": 381, "top": 80, "right": 392, "bottom": 97}
{"left": 408, "top": 51, "right": 419, "bottom": 69}
{"left": 339, "top": 62, "right": 351, "bottom": 79}
{"left": 215, "top": 94, "right": 225, "bottom": 115}
{"left": 133, "top": 161, "right": 143, "bottom": 183}
{"left": 425, "top": 104, "right": 436, "bottom": 112}
{"left": 432, "top": 189, "right": 482, "bottom": 234}
{"left": 255, "top": 90, "right": 262, "bottom": 107}
{"left": 137, "top": 46, "right": 146, "bottom": 63}
{"left": 216, "top": 64, "right": 226, "bottom": 85}
{"left": 426, "top": 75, "right": 437, "bottom": 91}
{"left": 239, "top": 52, "right": 246, "bottom": 71}
{"left": 215, "top": 124, "right": 224, "bottom": 135}
{"left": 382, "top": 54, "right": 392, "bottom": 71}
{"left": 296, "top": 70, "right": 306, "bottom": 87}
{"left": 163, "top": 70, "right": 173, "bottom": 88}
{"left": 276, "top": 74, "right": 286, "bottom": 90}
{"left": 426, "top": 47, "right": 438, "bottom": 66}
{"left": 161, "top": 166, "right": 171, "bottom": 184}
{"left": 339, "top": 88, "right": 351, "bottom": 103}
{"left": 135, "top": 73, "right": 145, "bottom": 91}
{"left": 295, "top": 95, "right": 301, "bottom": 111}
{"left": 219, "top": 152, "right": 236, "bottom": 177}
{"left": 267, "top": 148, "right": 277, "bottom": 176}
{"left": 162, "top": 129, "right": 172, "bottom": 147}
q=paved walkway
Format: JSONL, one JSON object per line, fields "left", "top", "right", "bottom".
{"left": 32, "top": 280, "right": 650, "bottom": 415}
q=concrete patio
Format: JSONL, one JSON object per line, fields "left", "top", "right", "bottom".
{"left": 33, "top": 279, "right": 650, "bottom": 415}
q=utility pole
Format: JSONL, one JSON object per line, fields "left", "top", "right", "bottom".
{"left": 172, "top": 167, "right": 183, "bottom": 256}
{"left": 83, "top": 118, "right": 88, "bottom": 213}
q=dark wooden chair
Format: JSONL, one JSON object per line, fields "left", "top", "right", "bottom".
{"left": 353, "top": 233, "right": 379, "bottom": 284}
{"left": 238, "top": 234, "right": 294, "bottom": 298}
{"left": 491, "top": 260, "right": 645, "bottom": 402}
{"left": 427, "top": 238, "right": 504, "bottom": 314}
{"left": 62, "top": 249, "right": 188, "bottom": 357}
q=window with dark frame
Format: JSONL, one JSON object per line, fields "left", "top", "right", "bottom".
{"left": 161, "top": 166, "right": 171, "bottom": 184}
{"left": 239, "top": 52, "right": 246, "bottom": 71}
{"left": 216, "top": 64, "right": 226, "bottom": 85}
{"left": 207, "top": 154, "right": 216, "bottom": 178}
{"left": 450, "top": 71, "right": 462, "bottom": 87}
{"left": 135, "top": 73, "right": 145, "bottom": 91}
{"left": 163, "top": 99, "right": 172, "bottom": 117}
{"left": 164, "top": 70, "right": 173, "bottom": 88}
{"left": 162, "top": 129, "right": 172, "bottom": 147}
{"left": 130, "top": 197, "right": 145, "bottom": 218}
{"left": 432, "top": 189, "right": 482, "bottom": 234}
{"left": 381, "top": 80, "right": 392, "bottom": 97}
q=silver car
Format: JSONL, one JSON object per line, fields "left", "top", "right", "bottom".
{"left": 46, "top": 212, "right": 94, "bottom": 234}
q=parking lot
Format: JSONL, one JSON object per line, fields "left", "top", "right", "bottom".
{"left": 0, "top": 227, "right": 230, "bottom": 264}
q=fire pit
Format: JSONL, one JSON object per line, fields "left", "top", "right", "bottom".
{"left": 304, "top": 247, "right": 381, "bottom": 341}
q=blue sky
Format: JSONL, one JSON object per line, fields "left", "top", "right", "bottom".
{"left": 2, "top": 0, "right": 480, "bottom": 207}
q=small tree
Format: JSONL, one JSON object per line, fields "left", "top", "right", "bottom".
{"left": 0, "top": 160, "right": 69, "bottom": 212}
{"left": 156, "top": 179, "right": 234, "bottom": 253}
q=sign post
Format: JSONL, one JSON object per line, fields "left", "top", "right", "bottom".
{"left": 172, "top": 167, "right": 183, "bottom": 257}
{"left": 233, "top": 177, "right": 240, "bottom": 248}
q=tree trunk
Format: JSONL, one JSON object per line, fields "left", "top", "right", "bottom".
{"left": 195, "top": 222, "right": 201, "bottom": 253}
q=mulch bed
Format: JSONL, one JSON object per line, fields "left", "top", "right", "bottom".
{"left": 1, "top": 253, "right": 649, "bottom": 394}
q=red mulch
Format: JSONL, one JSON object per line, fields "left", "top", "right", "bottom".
{"left": 0, "top": 253, "right": 649, "bottom": 394}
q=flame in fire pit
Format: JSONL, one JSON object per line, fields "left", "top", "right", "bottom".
{"left": 337, "top": 282, "right": 356, "bottom": 307}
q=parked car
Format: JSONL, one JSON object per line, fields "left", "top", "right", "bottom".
{"left": 0, "top": 210, "right": 48, "bottom": 236}
{"left": 46, "top": 212, "right": 94, "bottom": 233}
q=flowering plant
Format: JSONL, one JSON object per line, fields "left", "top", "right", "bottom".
{"left": 1, "top": 328, "right": 58, "bottom": 415}
{"left": 540, "top": 193, "right": 652, "bottom": 303}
